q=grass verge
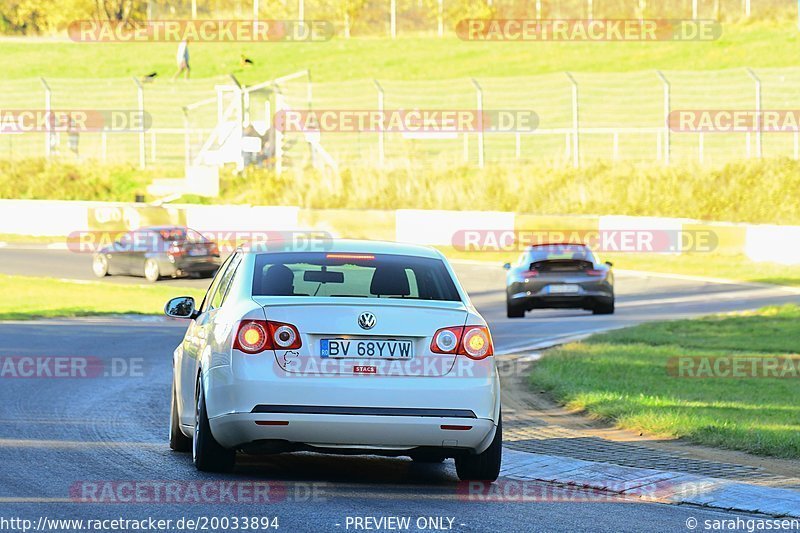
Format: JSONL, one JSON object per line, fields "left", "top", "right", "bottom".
{"left": 4, "top": 158, "right": 800, "bottom": 226}
{"left": 2, "top": 22, "right": 800, "bottom": 81}
{"left": 439, "top": 247, "right": 800, "bottom": 288}
{"left": 530, "top": 304, "right": 800, "bottom": 458}
{"left": 0, "top": 274, "right": 206, "bottom": 320}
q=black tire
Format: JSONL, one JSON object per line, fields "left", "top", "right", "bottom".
{"left": 169, "top": 382, "right": 191, "bottom": 452}
{"left": 506, "top": 301, "right": 525, "bottom": 319}
{"left": 193, "top": 379, "right": 235, "bottom": 472}
{"left": 92, "top": 254, "right": 109, "bottom": 278}
{"left": 455, "top": 417, "right": 502, "bottom": 482}
{"left": 592, "top": 299, "right": 615, "bottom": 315}
{"left": 144, "top": 258, "right": 161, "bottom": 283}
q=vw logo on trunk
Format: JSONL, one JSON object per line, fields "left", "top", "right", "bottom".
{"left": 358, "top": 312, "right": 377, "bottom": 330}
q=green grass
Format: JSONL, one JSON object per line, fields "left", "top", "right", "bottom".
{"left": 530, "top": 304, "right": 800, "bottom": 458}
{"left": 0, "top": 274, "right": 205, "bottom": 320}
{"left": 5, "top": 158, "right": 800, "bottom": 225}
{"left": 3, "top": 21, "right": 800, "bottom": 81}
{"left": 441, "top": 248, "right": 800, "bottom": 288}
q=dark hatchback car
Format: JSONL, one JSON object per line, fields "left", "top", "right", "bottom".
{"left": 504, "top": 243, "right": 615, "bottom": 318}
{"left": 92, "top": 226, "right": 221, "bottom": 282}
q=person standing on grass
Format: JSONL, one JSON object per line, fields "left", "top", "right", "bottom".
{"left": 173, "top": 38, "right": 191, "bottom": 80}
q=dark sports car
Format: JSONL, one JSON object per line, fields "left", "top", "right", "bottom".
{"left": 504, "top": 243, "right": 615, "bottom": 318}
{"left": 92, "top": 226, "right": 221, "bottom": 282}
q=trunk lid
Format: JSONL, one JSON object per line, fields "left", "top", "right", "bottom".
{"left": 253, "top": 297, "right": 468, "bottom": 377}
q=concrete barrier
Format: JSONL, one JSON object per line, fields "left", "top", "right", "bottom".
{"left": 395, "top": 209, "right": 515, "bottom": 246}
{"left": 0, "top": 199, "right": 798, "bottom": 265}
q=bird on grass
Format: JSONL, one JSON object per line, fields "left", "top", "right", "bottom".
{"left": 141, "top": 72, "right": 158, "bottom": 83}
{"left": 240, "top": 55, "right": 254, "bottom": 67}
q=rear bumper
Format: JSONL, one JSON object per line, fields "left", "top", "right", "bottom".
{"left": 160, "top": 257, "right": 220, "bottom": 276}
{"left": 209, "top": 411, "right": 497, "bottom": 454}
{"left": 202, "top": 362, "right": 501, "bottom": 454}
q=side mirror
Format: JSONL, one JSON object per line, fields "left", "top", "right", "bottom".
{"left": 165, "top": 296, "right": 198, "bottom": 319}
{"left": 605, "top": 261, "right": 613, "bottom": 267}
{"left": 502, "top": 263, "right": 512, "bottom": 270}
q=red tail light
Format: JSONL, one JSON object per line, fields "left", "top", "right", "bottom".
{"left": 267, "top": 321, "right": 302, "bottom": 350}
{"left": 430, "top": 327, "right": 463, "bottom": 354}
{"left": 431, "top": 326, "right": 494, "bottom": 360}
{"left": 209, "top": 242, "right": 220, "bottom": 257}
{"left": 167, "top": 242, "right": 184, "bottom": 257}
{"left": 522, "top": 269, "right": 539, "bottom": 279}
{"left": 234, "top": 320, "right": 302, "bottom": 354}
{"left": 585, "top": 269, "right": 605, "bottom": 276}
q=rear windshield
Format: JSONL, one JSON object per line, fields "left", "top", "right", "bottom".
{"left": 525, "top": 245, "right": 596, "bottom": 263}
{"left": 252, "top": 252, "right": 461, "bottom": 301}
{"left": 155, "top": 228, "right": 207, "bottom": 243}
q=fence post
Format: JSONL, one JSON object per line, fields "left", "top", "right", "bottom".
{"left": 275, "top": 93, "right": 285, "bottom": 175}
{"left": 656, "top": 70, "right": 670, "bottom": 165}
{"left": 390, "top": 0, "right": 397, "bottom": 38}
{"left": 692, "top": 0, "right": 698, "bottom": 18}
{"left": 565, "top": 72, "right": 580, "bottom": 168}
{"left": 299, "top": 0, "right": 304, "bottom": 21}
{"left": 306, "top": 69, "right": 313, "bottom": 110}
{"left": 471, "top": 78, "right": 485, "bottom": 168}
{"left": 133, "top": 77, "right": 146, "bottom": 169}
{"left": 437, "top": 0, "right": 443, "bottom": 37}
{"left": 40, "top": 78, "right": 51, "bottom": 159}
{"left": 746, "top": 68, "right": 762, "bottom": 158}
{"left": 587, "top": 0, "right": 593, "bottom": 20}
{"left": 536, "top": 0, "right": 542, "bottom": 19}
{"left": 699, "top": 132, "right": 704, "bottom": 164}
{"left": 744, "top": 0, "right": 751, "bottom": 17}
{"left": 374, "top": 80, "right": 385, "bottom": 166}
{"left": 182, "top": 106, "right": 191, "bottom": 168}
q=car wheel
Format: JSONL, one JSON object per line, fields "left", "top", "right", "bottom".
{"left": 92, "top": 255, "right": 109, "bottom": 277}
{"left": 193, "top": 378, "right": 235, "bottom": 472}
{"left": 455, "top": 417, "right": 502, "bottom": 482}
{"left": 144, "top": 259, "right": 161, "bottom": 283}
{"left": 169, "top": 382, "right": 191, "bottom": 452}
{"left": 592, "top": 299, "right": 615, "bottom": 315}
{"left": 506, "top": 301, "right": 525, "bottom": 319}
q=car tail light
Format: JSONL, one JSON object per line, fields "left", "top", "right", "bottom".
{"left": 430, "top": 325, "right": 493, "bottom": 360}
{"left": 268, "top": 322, "right": 302, "bottom": 349}
{"left": 522, "top": 269, "right": 539, "bottom": 279}
{"left": 234, "top": 321, "right": 270, "bottom": 353}
{"left": 233, "top": 320, "right": 302, "bottom": 354}
{"left": 585, "top": 269, "right": 604, "bottom": 276}
{"left": 209, "top": 242, "right": 220, "bottom": 257}
{"left": 460, "top": 326, "right": 493, "bottom": 360}
{"left": 167, "top": 242, "right": 184, "bottom": 257}
{"left": 430, "top": 327, "right": 463, "bottom": 354}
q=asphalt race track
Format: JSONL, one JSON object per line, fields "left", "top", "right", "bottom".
{"left": 1, "top": 247, "right": 799, "bottom": 532}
